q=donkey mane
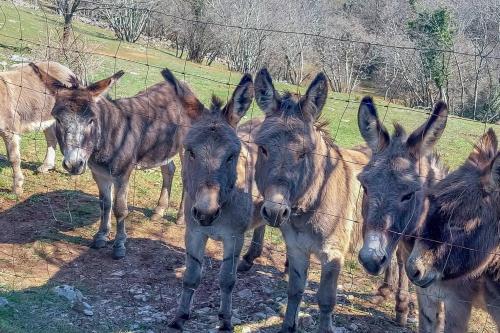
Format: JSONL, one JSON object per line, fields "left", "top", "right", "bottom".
{"left": 314, "top": 118, "right": 335, "bottom": 148}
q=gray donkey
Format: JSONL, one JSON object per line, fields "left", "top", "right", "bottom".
{"left": 407, "top": 128, "right": 500, "bottom": 332}
{"left": 30, "top": 63, "right": 199, "bottom": 259}
{"left": 167, "top": 75, "right": 254, "bottom": 332}
{"left": 252, "top": 69, "right": 368, "bottom": 333}
{"left": 356, "top": 97, "right": 448, "bottom": 331}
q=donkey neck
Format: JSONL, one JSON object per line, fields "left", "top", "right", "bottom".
{"left": 294, "top": 130, "right": 347, "bottom": 213}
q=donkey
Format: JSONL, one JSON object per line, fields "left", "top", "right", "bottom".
{"left": 167, "top": 75, "right": 255, "bottom": 332}
{"left": 356, "top": 97, "right": 449, "bottom": 331}
{"left": 31, "top": 63, "right": 199, "bottom": 259}
{"left": 0, "top": 61, "right": 78, "bottom": 195}
{"left": 406, "top": 128, "right": 500, "bottom": 332}
{"left": 252, "top": 69, "right": 368, "bottom": 333}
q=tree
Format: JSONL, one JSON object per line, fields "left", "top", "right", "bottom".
{"left": 408, "top": 7, "right": 455, "bottom": 104}
{"left": 102, "top": 0, "right": 156, "bottom": 43}
{"left": 53, "top": 0, "right": 82, "bottom": 43}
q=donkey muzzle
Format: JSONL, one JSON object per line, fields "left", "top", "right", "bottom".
{"left": 62, "top": 158, "right": 86, "bottom": 175}
{"left": 358, "top": 231, "right": 389, "bottom": 276}
{"left": 192, "top": 186, "right": 221, "bottom": 226}
{"left": 406, "top": 245, "right": 439, "bottom": 288}
{"left": 261, "top": 187, "right": 291, "bottom": 227}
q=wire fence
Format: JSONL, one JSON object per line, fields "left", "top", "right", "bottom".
{"left": 0, "top": 1, "right": 498, "bottom": 332}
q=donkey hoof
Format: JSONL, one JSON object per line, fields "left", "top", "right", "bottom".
{"left": 396, "top": 312, "right": 408, "bottom": 326}
{"left": 369, "top": 294, "right": 388, "bottom": 305}
{"left": 237, "top": 259, "right": 253, "bottom": 272}
{"left": 112, "top": 246, "right": 126, "bottom": 260}
{"left": 91, "top": 239, "right": 107, "bottom": 249}
{"left": 150, "top": 213, "right": 163, "bottom": 221}
{"left": 37, "top": 164, "right": 54, "bottom": 173}
{"left": 167, "top": 320, "right": 184, "bottom": 332}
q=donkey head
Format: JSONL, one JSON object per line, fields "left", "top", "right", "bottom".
{"left": 357, "top": 97, "right": 448, "bottom": 275}
{"left": 30, "top": 63, "right": 123, "bottom": 175}
{"left": 407, "top": 129, "right": 500, "bottom": 287}
{"left": 182, "top": 75, "right": 254, "bottom": 226}
{"left": 253, "top": 69, "right": 328, "bottom": 227}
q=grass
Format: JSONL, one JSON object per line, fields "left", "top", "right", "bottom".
{"left": 0, "top": 2, "right": 497, "bottom": 333}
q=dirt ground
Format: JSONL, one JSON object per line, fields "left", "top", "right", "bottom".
{"left": 0, "top": 168, "right": 495, "bottom": 333}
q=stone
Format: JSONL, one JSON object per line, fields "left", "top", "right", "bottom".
{"left": 53, "top": 285, "right": 84, "bottom": 303}
{"left": 254, "top": 312, "right": 267, "bottom": 320}
{"left": 232, "top": 317, "right": 242, "bottom": 325}
{"left": 241, "top": 327, "right": 252, "bottom": 333}
{"left": 237, "top": 289, "right": 253, "bottom": 299}
{"left": 349, "top": 323, "right": 359, "bottom": 331}
{"left": 334, "top": 326, "right": 349, "bottom": 333}
{"left": 299, "top": 313, "right": 315, "bottom": 328}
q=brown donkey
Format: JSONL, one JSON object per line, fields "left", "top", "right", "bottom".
{"left": 167, "top": 76, "right": 255, "bottom": 332}
{"left": 356, "top": 97, "right": 449, "bottom": 331}
{"left": 0, "top": 61, "right": 78, "bottom": 195}
{"left": 253, "top": 69, "right": 368, "bottom": 333}
{"left": 31, "top": 63, "right": 198, "bottom": 259}
{"left": 407, "top": 128, "right": 500, "bottom": 332}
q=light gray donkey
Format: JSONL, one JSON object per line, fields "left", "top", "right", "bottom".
{"left": 167, "top": 74, "right": 255, "bottom": 332}
{"left": 31, "top": 63, "right": 200, "bottom": 259}
{"left": 252, "top": 69, "right": 368, "bottom": 333}
{"left": 0, "top": 61, "right": 78, "bottom": 195}
{"left": 356, "top": 97, "right": 449, "bottom": 331}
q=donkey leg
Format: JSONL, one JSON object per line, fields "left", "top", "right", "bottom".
{"left": 317, "top": 257, "right": 342, "bottom": 333}
{"left": 371, "top": 258, "right": 395, "bottom": 305}
{"left": 442, "top": 289, "right": 472, "bottom": 333}
{"left": 280, "top": 245, "right": 310, "bottom": 333}
{"left": 219, "top": 235, "right": 244, "bottom": 331}
{"left": 90, "top": 172, "right": 113, "bottom": 249}
{"left": 112, "top": 178, "right": 129, "bottom": 259}
{"left": 1, "top": 131, "right": 24, "bottom": 196}
{"left": 238, "top": 224, "right": 265, "bottom": 272}
{"left": 395, "top": 249, "right": 410, "bottom": 326}
{"left": 175, "top": 190, "right": 186, "bottom": 225}
{"left": 37, "top": 125, "right": 57, "bottom": 173}
{"left": 168, "top": 230, "right": 208, "bottom": 331}
{"left": 416, "top": 285, "right": 444, "bottom": 333}
{"left": 151, "top": 161, "right": 175, "bottom": 221}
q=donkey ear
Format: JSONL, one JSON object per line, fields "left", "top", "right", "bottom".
{"left": 357, "top": 96, "right": 390, "bottom": 152}
{"left": 407, "top": 101, "right": 448, "bottom": 156}
{"left": 489, "top": 153, "right": 500, "bottom": 187}
{"left": 223, "top": 74, "right": 254, "bottom": 128}
{"left": 299, "top": 72, "right": 328, "bottom": 120}
{"left": 87, "top": 70, "right": 125, "bottom": 100}
{"left": 469, "top": 128, "right": 498, "bottom": 166}
{"left": 30, "top": 62, "right": 68, "bottom": 94}
{"left": 254, "top": 68, "right": 280, "bottom": 116}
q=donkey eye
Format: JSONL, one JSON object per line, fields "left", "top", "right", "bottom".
{"left": 56, "top": 118, "right": 62, "bottom": 126}
{"left": 226, "top": 154, "right": 235, "bottom": 164}
{"left": 259, "top": 146, "right": 268, "bottom": 157}
{"left": 401, "top": 192, "right": 415, "bottom": 202}
{"left": 298, "top": 151, "right": 307, "bottom": 160}
{"left": 187, "top": 149, "right": 195, "bottom": 160}
{"left": 88, "top": 119, "right": 95, "bottom": 126}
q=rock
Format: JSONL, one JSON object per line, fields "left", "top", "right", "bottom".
{"left": 254, "top": 312, "right": 267, "bottom": 320}
{"left": 299, "top": 312, "right": 315, "bottom": 328}
{"left": 10, "top": 55, "right": 30, "bottom": 63}
{"left": 349, "top": 323, "right": 359, "bottom": 331}
{"left": 237, "top": 289, "right": 253, "bottom": 299}
{"left": 53, "top": 285, "right": 84, "bottom": 303}
{"left": 278, "top": 302, "right": 287, "bottom": 317}
{"left": 196, "top": 307, "right": 211, "bottom": 315}
{"left": 232, "top": 316, "right": 242, "bottom": 325}
{"left": 261, "top": 286, "right": 273, "bottom": 295}
{"left": 110, "top": 270, "right": 125, "bottom": 277}
{"left": 72, "top": 300, "right": 93, "bottom": 316}
{"left": 334, "top": 326, "right": 349, "bottom": 333}
{"left": 0, "top": 297, "right": 9, "bottom": 307}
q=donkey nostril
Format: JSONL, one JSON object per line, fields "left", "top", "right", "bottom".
{"left": 281, "top": 207, "right": 290, "bottom": 220}
{"left": 77, "top": 160, "right": 84, "bottom": 168}
{"left": 261, "top": 206, "right": 271, "bottom": 220}
{"left": 191, "top": 207, "right": 200, "bottom": 220}
{"left": 411, "top": 268, "right": 421, "bottom": 280}
{"left": 379, "top": 255, "right": 387, "bottom": 266}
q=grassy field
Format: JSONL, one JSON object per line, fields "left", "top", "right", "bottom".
{"left": 0, "top": 2, "right": 497, "bottom": 333}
